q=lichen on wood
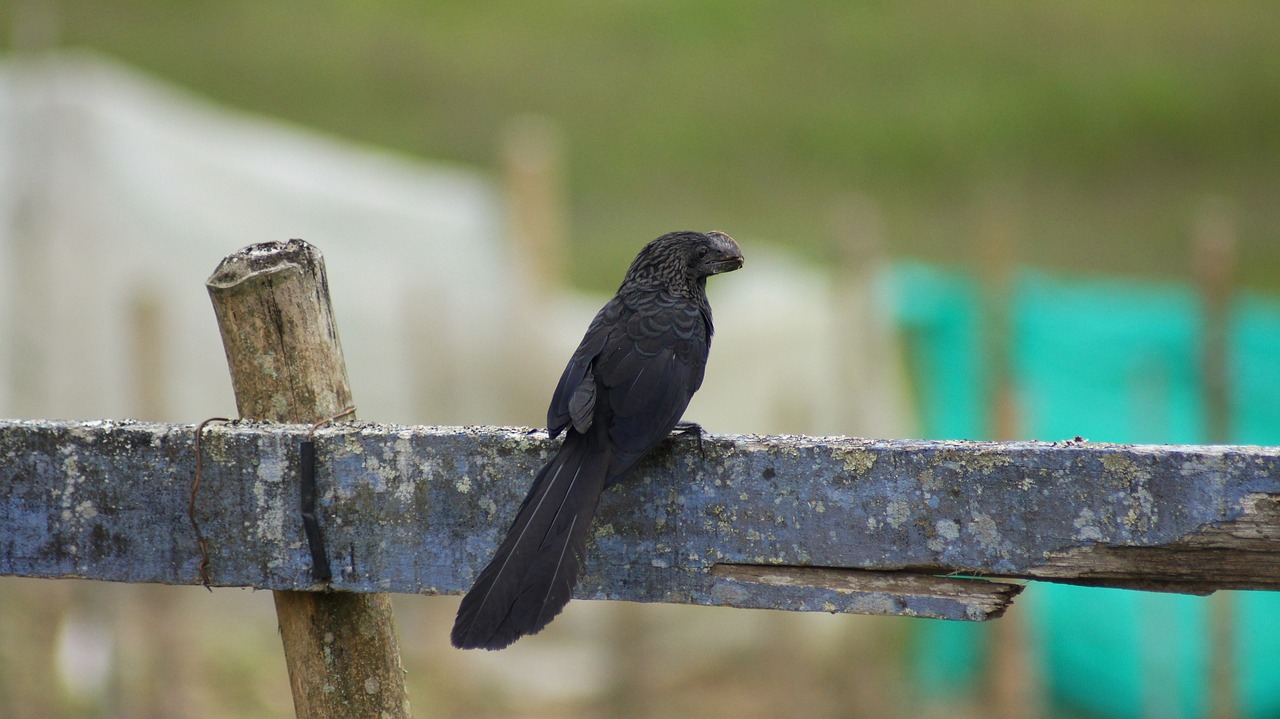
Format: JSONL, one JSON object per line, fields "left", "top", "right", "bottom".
{"left": 3, "top": 419, "right": 1277, "bottom": 622}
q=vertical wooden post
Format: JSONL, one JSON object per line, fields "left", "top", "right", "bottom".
{"left": 499, "top": 114, "right": 572, "bottom": 424}
{"left": 125, "top": 288, "right": 195, "bottom": 719}
{"left": 1193, "top": 198, "right": 1238, "bottom": 719}
{"left": 976, "top": 203, "right": 1020, "bottom": 444}
{"left": 829, "top": 193, "right": 911, "bottom": 438}
{"left": 501, "top": 114, "right": 568, "bottom": 299}
{"left": 206, "top": 239, "right": 411, "bottom": 719}
{"left": 1193, "top": 198, "right": 1236, "bottom": 446}
{"left": 828, "top": 195, "right": 913, "bottom": 718}
{"left": 603, "top": 603, "right": 652, "bottom": 719}
{"left": 974, "top": 203, "right": 1043, "bottom": 719}
{"left": 128, "top": 290, "right": 167, "bottom": 422}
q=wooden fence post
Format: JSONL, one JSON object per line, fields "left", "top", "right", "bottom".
{"left": 501, "top": 114, "right": 568, "bottom": 300}
{"left": 974, "top": 202, "right": 1044, "bottom": 719}
{"left": 1194, "top": 198, "right": 1239, "bottom": 719}
{"left": 206, "top": 239, "right": 411, "bottom": 719}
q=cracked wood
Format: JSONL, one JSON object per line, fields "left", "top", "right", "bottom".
{"left": 2, "top": 420, "right": 1277, "bottom": 621}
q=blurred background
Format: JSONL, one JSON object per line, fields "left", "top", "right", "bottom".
{"left": 1, "top": 2, "right": 1279, "bottom": 717}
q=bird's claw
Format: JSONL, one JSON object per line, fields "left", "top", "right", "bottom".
{"left": 672, "top": 421, "right": 705, "bottom": 457}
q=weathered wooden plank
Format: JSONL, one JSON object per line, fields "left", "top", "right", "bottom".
{"left": 3, "top": 420, "right": 1278, "bottom": 621}
{"left": 707, "top": 565, "right": 1022, "bottom": 621}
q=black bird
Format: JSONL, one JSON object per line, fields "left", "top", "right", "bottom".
{"left": 452, "top": 230, "right": 744, "bottom": 650}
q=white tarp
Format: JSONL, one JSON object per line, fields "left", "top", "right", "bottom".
{"left": 0, "top": 52, "right": 515, "bottom": 425}
{"left": 0, "top": 51, "right": 909, "bottom": 438}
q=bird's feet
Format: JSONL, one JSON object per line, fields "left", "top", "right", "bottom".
{"left": 672, "top": 421, "right": 705, "bottom": 457}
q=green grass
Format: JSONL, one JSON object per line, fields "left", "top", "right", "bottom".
{"left": 8, "top": 1, "right": 1280, "bottom": 290}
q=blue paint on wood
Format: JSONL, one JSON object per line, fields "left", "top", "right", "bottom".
{"left": 1, "top": 420, "right": 1277, "bottom": 620}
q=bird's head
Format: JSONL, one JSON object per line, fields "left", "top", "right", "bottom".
{"left": 625, "top": 230, "right": 744, "bottom": 291}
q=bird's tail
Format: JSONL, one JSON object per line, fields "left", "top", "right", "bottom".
{"left": 451, "top": 429, "right": 610, "bottom": 650}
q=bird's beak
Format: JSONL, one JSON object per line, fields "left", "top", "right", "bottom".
{"left": 709, "top": 254, "right": 744, "bottom": 274}
{"left": 705, "top": 231, "right": 744, "bottom": 274}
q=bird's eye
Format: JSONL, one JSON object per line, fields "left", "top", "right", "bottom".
{"left": 697, "top": 246, "right": 710, "bottom": 259}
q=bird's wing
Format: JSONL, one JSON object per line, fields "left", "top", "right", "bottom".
{"left": 548, "top": 290, "right": 708, "bottom": 480}
{"left": 547, "top": 299, "right": 621, "bottom": 436}
{"left": 596, "top": 292, "right": 708, "bottom": 480}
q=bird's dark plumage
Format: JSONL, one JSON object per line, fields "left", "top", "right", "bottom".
{"left": 451, "top": 230, "right": 743, "bottom": 650}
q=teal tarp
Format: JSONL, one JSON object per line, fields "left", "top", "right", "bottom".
{"left": 889, "top": 265, "right": 1280, "bottom": 718}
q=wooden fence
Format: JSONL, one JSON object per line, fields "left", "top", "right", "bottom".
{"left": 2, "top": 239, "right": 1276, "bottom": 718}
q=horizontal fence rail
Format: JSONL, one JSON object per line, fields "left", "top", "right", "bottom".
{"left": 3, "top": 419, "right": 1277, "bottom": 622}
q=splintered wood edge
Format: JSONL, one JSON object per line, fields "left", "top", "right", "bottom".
{"left": 1027, "top": 492, "right": 1280, "bottom": 594}
{"left": 709, "top": 564, "right": 1024, "bottom": 621}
